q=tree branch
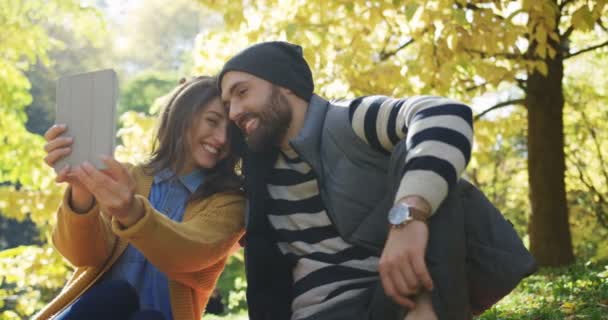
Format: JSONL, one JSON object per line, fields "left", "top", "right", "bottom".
{"left": 379, "top": 38, "right": 414, "bottom": 61}
{"left": 454, "top": 2, "right": 506, "bottom": 21}
{"left": 598, "top": 18, "right": 608, "bottom": 32}
{"left": 565, "top": 39, "right": 608, "bottom": 59}
{"left": 465, "top": 48, "right": 527, "bottom": 60}
{"left": 465, "top": 81, "right": 488, "bottom": 92}
{"left": 580, "top": 110, "right": 608, "bottom": 188}
{"left": 474, "top": 98, "right": 525, "bottom": 121}
{"left": 566, "top": 154, "right": 608, "bottom": 228}
{"left": 561, "top": 25, "right": 575, "bottom": 41}
{"left": 515, "top": 77, "right": 527, "bottom": 90}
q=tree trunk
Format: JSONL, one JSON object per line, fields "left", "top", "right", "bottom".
{"left": 525, "top": 44, "right": 574, "bottom": 266}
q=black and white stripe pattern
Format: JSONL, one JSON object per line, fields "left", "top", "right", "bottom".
{"left": 266, "top": 96, "right": 473, "bottom": 319}
{"left": 267, "top": 148, "right": 379, "bottom": 320}
{"left": 347, "top": 95, "right": 473, "bottom": 213}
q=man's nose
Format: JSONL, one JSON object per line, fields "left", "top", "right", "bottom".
{"left": 228, "top": 101, "right": 242, "bottom": 121}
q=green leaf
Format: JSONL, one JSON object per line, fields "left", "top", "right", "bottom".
{"left": 286, "top": 23, "right": 297, "bottom": 39}
{"left": 405, "top": 3, "right": 419, "bottom": 21}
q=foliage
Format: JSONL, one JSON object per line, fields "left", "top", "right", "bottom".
{"left": 0, "top": 246, "right": 70, "bottom": 318}
{"left": 203, "top": 312, "right": 248, "bottom": 320}
{"left": 0, "top": 2, "right": 105, "bottom": 318}
{"left": 467, "top": 106, "right": 529, "bottom": 237}
{"left": 214, "top": 250, "right": 247, "bottom": 313}
{"left": 564, "top": 50, "right": 608, "bottom": 229}
{"left": 195, "top": 0, "right": 606, "bottom": 95}
{"left": 109, "top": 0, "right": 214, "bottom": 72}
{"left": 478, "top": 259, "right": 608, "bottom": 319}
{"left": 25, "top": 24, "right": 114, "bottom": 136}
{"left": 119, "top": 71, "right": 179, "bottom": 115}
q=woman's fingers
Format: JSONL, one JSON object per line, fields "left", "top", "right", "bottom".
{"left": 44, "top": 147, "right": 72, "bottom": 167}
{"left": 43, "top": 124, "right": 67, "bottom": 141}
{"left": 43, "top": 124, "right": 72, "bottom": 168}
{"left": 100, "top": 156, "right": 128, "bottom": 182}
{"left": 73, "top": 165, "right": 114, "bottom": 201}
{"left": 44, "top": 136, "right": 73, "bottom": 153}
{"left": 55, "top": 164, "right": 70, "bottom": 183}
{"left": 80, "top": 162, "right": 120, "bottom": 193}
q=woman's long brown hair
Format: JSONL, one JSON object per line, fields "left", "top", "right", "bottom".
{"left": 143, "top": 76, "right": 243, "bottom": 201}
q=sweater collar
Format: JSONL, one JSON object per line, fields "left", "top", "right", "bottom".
{"left": 289, "top": 94, "right": 329, "bottom": 157}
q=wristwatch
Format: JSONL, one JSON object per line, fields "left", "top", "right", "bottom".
{"left": 388, "top": 202, "right": 428, "bottom": 228}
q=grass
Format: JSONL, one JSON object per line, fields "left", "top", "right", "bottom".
{"left": 205, "top": 260, "right": 608, "bottom": 320}
{"left": 478, "top": 260, "right": 608, "bottom": 319}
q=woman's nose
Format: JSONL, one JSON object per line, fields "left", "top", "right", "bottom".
{"left": 213, "top": 126, "right": 228, "bottom": 146}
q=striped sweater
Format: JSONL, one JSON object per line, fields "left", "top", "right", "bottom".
{"left": 266, "top": 95, "right": 473, "bottom": 319}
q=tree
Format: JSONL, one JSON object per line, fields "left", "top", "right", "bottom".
{"left": 196, "top": 0, "right": 608, "bottom": 266}
{"left": 563, "top": 49, "right": 608, "bottom": 259}
{"left": 0, "top": 1, "right": 105, "bottom": 317}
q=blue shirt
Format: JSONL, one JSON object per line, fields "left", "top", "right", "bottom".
{"left": 101, "top": 168, "right": 205, "bottom": 320}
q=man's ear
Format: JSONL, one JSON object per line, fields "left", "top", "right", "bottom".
{"left": 278, "top": 86, "right": 295, "bottom": 97}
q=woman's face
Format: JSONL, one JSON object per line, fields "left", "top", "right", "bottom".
{"left": 184, "top": 98, "right": 231, "bottom": 172}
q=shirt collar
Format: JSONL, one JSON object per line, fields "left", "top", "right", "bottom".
{"left": 153, "top": 168, "right": 205, "bottom": 193}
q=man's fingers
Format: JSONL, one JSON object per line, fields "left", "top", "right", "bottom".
{"left": 399, "top": 259, "right": 420, "bottom": 293}
{"left": 44, "top": 124, "right": 67, "bottom": 141}
{"left": 412, "top": 254, "right": 434, "bottom": 291}
{"left": 44, "top": 148, "right": 71, "bottom": 167}
{"left": 393, "top": 295, "right": 416, "bottom": 310}
{"left": 381, "top": 267, "right": 416, "bottom": 309}
{"left": 391, "top": 268, "right": 418, "bottom": 296}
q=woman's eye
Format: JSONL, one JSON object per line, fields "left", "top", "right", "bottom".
{"left": 206, "top": 118, "right": 219, "bottom": 126}
{"left": 238, "top": 88, "right": 247, "bottom": 97}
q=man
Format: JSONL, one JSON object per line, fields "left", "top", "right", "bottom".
{"left": 218, "top": 41, "right": 474, "bottom": 319}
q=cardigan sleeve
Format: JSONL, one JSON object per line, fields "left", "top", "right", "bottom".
{"left": 110, "top": 191, "right": 245, "bottom": 275}
{"left": 51, "top": 186, "right": 117, "bottom": 268}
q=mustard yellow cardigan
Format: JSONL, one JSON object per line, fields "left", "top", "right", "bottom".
{"left": 33, "top": 165, "right": 245, "bottom": 320}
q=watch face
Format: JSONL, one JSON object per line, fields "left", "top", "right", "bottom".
{"left": 388, "top": 203, "right": 411, "bottom": 225}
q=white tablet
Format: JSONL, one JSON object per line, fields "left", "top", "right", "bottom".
{"left": 54, "top": 69, "right": 118, "bottom": 172}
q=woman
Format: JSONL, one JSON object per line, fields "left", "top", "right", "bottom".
{"left": 34, "top": 76, "right": 245, "bottom": 320}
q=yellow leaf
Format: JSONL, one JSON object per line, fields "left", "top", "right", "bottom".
{"left": 571, "top": 5, "right": 594, "bottom": 31}
{"left": 535, "top": 44, "right": 547, "bottom": 59}
{"left": 560, "top": 301, "right": 576, "bottom": 314}
{"left": 537, "top": 61, "right": 548, "bottom": 76}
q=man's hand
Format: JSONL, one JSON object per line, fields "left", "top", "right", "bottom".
{"left": 71, "top": 156, "right": 144, "bottom": 227}
{"left": 379, "top": 219, "right": 433, "bottom": 309}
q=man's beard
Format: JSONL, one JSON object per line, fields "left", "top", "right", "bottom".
{"left": 246, "top": 87, "right": 292, "bottom": 152}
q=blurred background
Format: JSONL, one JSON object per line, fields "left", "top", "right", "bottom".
{"left": 1, "top": 0, "right": 607, "bottom": 319}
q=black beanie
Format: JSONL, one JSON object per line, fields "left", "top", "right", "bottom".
{"left": 218, "top": 41, "right": 314, "bottom": 102}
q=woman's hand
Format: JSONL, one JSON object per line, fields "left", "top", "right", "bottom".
{"left": 72, "top": 156, "right": 144, "bottom": 227}
{"left": 43, "top": 124, "right": 94, "bottom": 212}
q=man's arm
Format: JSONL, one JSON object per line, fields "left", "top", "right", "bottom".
{"left": 348, "top": 95, "right": 473, "bottom": 213}
{"left": 348, "top": 95, "right": 473, "bottom": 310}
